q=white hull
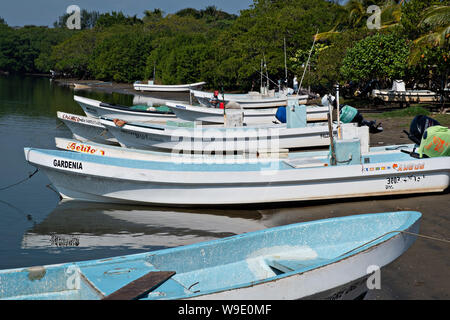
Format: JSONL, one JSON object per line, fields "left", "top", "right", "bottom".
{"left": 74, "top": 95, "right": 175, "bottom": 123}
{"left": 191, "top": 224, "right": 419, "bottom": 300}
{"left": 191, "top": 89, "right": 309, "bottom": 109}
{"left": 134, "top": 81, "right": 206, "bottom": 92}
{"left": 371, "top": 89, "right": 441, "bottom": 103}
{"left": 55, "top": 137, "right": 289, "bottom": 162}
{"left": 166, "top": 103, "right": 328, "bottom": 124}
{"left": 99, "top": 119, "right": 363, "bottom": 153}
{"left": 57, "top": 112, "right": 118, "bottom": 145}
{"left": 24, "top": 147, "right": 449, "bottom": 206}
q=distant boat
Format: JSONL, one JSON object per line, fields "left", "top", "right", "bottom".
{"left": 133, "top": 81, "right": 206, "bottom": 92}
{"left": 73, "top": 83, "right": 91, "bottom": 90}
{"left": 0, "top": 211, "right": 421, "bottom": 300}
{"left": 191, "top": 89, "right": 309, "bottom": 109}
{"left": 22, "top": 142, "right": 449, "bottom": 206}
{"left": 371, "top": 80, "right": 441, "bottom": 104}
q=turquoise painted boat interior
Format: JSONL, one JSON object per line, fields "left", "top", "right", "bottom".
{"left": 0, "top": 211, "right": 421, "bottom": 300}
{"left": 24, "top": 146, "right": 418, "bottom": 173}
{"left": 129, "top": 105, "right": 172, "bottom": 113}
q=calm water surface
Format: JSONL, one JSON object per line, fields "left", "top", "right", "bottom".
{"left": 0, "top": 75, "right": 448, "bottom": 299}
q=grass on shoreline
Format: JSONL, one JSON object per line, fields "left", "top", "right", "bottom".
{"left": 365, "top": 106, "right": 450, "bottom": 127}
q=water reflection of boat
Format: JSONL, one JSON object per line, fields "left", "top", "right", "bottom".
{"left": 21, "top": 200, "right": 266, "bottom": 250}
{"left": 132, "top": 95, "right": 186, "bottom": 108}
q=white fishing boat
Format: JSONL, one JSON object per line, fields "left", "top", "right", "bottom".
{"left": 191, "top": 89, "right": 309, "bottom": 109}
{"left": 371, "top": 80, "right": 441, "bottom": 103}
{"left": 55, "top": 137, "right": 289, "bottom": 162}
{"left": 74, "top": 95, "right": 175, "bottom": 123}
{"left": 166, "top": 102, "right": 328, "bottom": 125}
{"left": 23, "top": 138, "right": 449, "bottom": 206}
{"left": 0, "top": 211, "right": 421, "bottom": 300}
{"left": 99, "top": 117, "right": 363, "bottom": 153}
{"left": 57, "top": 111, "right": 119, "bottom": 146}
{"left": 133, "top": 81, "right": 206, "bottom": 92}
{"left": 98, "top": 98, "right": 368, "bottom": 153}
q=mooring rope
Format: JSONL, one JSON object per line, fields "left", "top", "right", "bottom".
{"left": 0, "top": 168, "right": 39, "bottom": 191}
{"left": 339, "top": 230, "right": 450, "bottom": 258}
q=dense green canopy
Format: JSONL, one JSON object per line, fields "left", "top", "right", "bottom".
{"left": 0, "top": 0, "right": 448, "bottom": 92}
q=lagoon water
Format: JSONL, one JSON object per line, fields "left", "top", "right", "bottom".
{"left": 0, "top": 75, "right": 448, "bottom": 299}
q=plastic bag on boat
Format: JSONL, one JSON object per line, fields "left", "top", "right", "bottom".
{"left": 275, "top": 106, "right": 287, "bottom": 123}
{"left": 321, "top": 94, "right": 335, "bottom": 107}
{"left": 418, "top": 126, "right": 450, "bottom": 158}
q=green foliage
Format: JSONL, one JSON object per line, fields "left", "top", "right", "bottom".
{"left": 0, "top": 25, "right": 73, "bottom": 73}
{"left": 341, "top": 32, "right": 410, "bottom": 83}
{"left": 145, "top": 34, "right": 211, "bottom": 84}
{"left": 380, "top": 106, "right": 431, "bottom": 118}
{"left": 88, "top": 26, "right": 152, "bottom": 82}
{"left": 1, "top": 1, "right": 449, "bottom": 93}
{"left": 50, "top": 29, "right": 98, "bottom": 78}
{"left": 95, "top": 11, "right": 142, "bottom": 28}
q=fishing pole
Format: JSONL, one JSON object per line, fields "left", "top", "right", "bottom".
{"left": 297, "top": 29, "right": 319, "bottom": 96}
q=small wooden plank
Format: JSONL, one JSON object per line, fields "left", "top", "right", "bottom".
{"left": 102, "top": 271, "right": 176, "bottom": 300}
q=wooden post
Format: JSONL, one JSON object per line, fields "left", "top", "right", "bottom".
{"left": 328, "top": 113, "right": 337, "bottom": 166}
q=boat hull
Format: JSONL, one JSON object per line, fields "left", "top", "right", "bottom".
{"left": 24, "top": 147, "right": 449, "bottom": 206}
{"left": 74, "top": 95, "right": 175, "bottom": 123}
{"left": 167, "top": 103, "right": 328, "bottom": 125}
{"left": 191, "top": 90, "right": 309, "bottom": 109}
{"left": 57, "top": 112, "right": 118, "bottom": 145}
{"left": 371, "top": 90, "right": 441, "bottom": 103}
{"left": 99, "top": 119, "right": 363, "bottom": 153}
{"left": 0, "top": 211, "right": 421, "bottom": 300}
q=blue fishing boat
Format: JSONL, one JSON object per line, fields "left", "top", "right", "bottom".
{"left": 0, "top": 211, "right": 420, "bottom": 300}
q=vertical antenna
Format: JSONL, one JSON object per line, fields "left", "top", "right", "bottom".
{"left": 297, "top": 29, "right": 319, "bottom": 97}
{"left": 284, "top": 37, "right": 288, "bottom": 83}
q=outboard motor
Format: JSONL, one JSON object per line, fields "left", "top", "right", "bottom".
{"left": 339, "top": 105, "right": 383, "bottom": 134}
{"left": 404, "top": 115, "right": 441, "bottom": 145}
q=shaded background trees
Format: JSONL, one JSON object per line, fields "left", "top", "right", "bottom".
{"left": 0, "top": 0, "right": 448, "bottom": 92}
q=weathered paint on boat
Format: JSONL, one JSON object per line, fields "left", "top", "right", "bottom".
{"left": 0, "top": 211, "right": 421, "bottom": 300}
{"left": 57, "top": 111, "right": 119, "bottom": 146}
{"left": 23, "top": 145, "right": 449, "bottom": 206}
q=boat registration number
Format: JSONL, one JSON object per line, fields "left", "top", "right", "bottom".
{"left": 385, "top": 174, "right": 426, "bottom": 189}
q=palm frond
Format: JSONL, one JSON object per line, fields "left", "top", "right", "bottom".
{"left": 419, "top": 6, "right": 450, "bottom": 29}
